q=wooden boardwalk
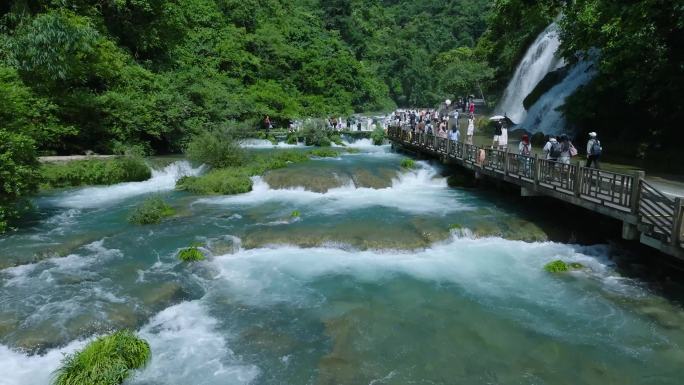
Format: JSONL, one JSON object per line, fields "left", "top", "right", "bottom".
{"left": 387, "top": 127, "right": 684, "bottom": 260}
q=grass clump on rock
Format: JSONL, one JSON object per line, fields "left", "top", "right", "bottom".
{"left": 52, "top": 330, "right": 150, "bottom": 385}
{"left": 128, "top": 196, "right": 175, "bottom": 225}
{"left": 544, "top": 260, "right": 584, "bottom": 273}
{"left": 400, "top": 158, "right": 416, "bottom": 169}
{"left": 177, "top": 151, "right": 310, "bottom": 195}
{"left": 177, "top": 244, "right": 205, "bottom": 262}
{"left": 309, "top": 148, "right": 340, "bottom": 158}
{"left": 41, "top": 157, "right": 151, "bottom": 189}
{"left": 371, "top": 126, "right": 385, "bottom": 145}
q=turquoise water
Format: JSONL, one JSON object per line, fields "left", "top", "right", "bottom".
{"left": 1, "top": 141, "right": 684, "bottom": 384}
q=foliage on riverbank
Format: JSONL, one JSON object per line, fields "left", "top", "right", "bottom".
{"left": 52, "top": 330, "right": 150, "bottom": 385}
{"left": 40, "top": 157, "right": 151, "bottom": 189}
{"left": 128, "top": 196, "right": 175, "bottom": 225}
{"left": 0, "top": 129, "right": 40, "bottom": 233}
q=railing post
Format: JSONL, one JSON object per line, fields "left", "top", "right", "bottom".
{"left": 534, "top": 154, "right": 540, "bottom": 185}
{"left": 446, "top": 138, "right": 450, "bottom": 156}
{"left": 630, "top": 171, "right": 645, "bottom": 214}
{"left": 504, "top": 148, "right": 510, "bottom": 175}
{"left": 671, "top": 198, "right": 683, "bottom": 246}
{"left": 574, "top": 166, "right": 583, "bottom": 197}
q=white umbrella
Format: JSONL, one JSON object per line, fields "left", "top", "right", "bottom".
{"left": 445, "top": 99, "right": 452, "bottom": 106}
{"left": 489, "top": 115, "right": 506, "bottom": 121}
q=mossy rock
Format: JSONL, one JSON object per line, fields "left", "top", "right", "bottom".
{"left": 53, "top": 330, "right": 150, "bottom": 385}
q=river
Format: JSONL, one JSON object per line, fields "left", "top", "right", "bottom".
{"left": 1, "top": 141, "right": 684, "bottom": 384}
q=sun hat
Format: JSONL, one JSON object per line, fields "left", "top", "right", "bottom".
{"left": 589, "top": 132, "right": 597, "bottom": 137}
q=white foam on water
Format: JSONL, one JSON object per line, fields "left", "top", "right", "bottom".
{"left": 0, "top": 301, "right": 260, "bottom": 385}
{"left": 198, "top": 162, "right": 469, "bottom": 215}
{"left": 208, "top": 236, "right": 667, "bottom": 353}
{"left": 239, "top": 139, "right": 307, "bottom": 149}
{"left": 45, "top": 161, "right": 203, "bottom": 209}
{"left": 0, "top": 339, "right": 88, "bottom": 385}
{"left": 131, "top": 301, "right": 260, "bottom": 385}
{"left": 340, "top": 138, "right": 390, "bottom": 153}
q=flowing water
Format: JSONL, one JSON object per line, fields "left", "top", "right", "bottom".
{"left": 2, "top": 146, "right": 684, "bottom": 385}
{"left": 496, "top": 22, "right": 565, "bottom": 124}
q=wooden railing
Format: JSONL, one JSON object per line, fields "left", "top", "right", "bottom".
{"left": 388, "top": 126, "right": 683, "bottom": 250}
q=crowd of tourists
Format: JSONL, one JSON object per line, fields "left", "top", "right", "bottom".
{"left": 394, "top": 105, "right": 603, "bottom": 169}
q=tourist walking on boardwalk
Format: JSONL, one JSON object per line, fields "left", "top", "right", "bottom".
{"left": 543, "top": 136, "right": 560, "bottom": 161}
{"left": 263, "top": 115, "right": 272, "bottom": 131}
{"left": 449, "top": 125, "right": 460, "bottom": 142}
{"left": 518, "top": 134, "right": 532, "bottom": 174}
{"left": 558, "top": 134, "right": 576, "bottom": 164}
{"left": 586, "top": 132, "right": 602, "bottom": 169}
{"left": 469, "top": 101, "right": 475, "bottom": 115}
{"left": 499, "top": 121, "right": 508, "bottom": 150}
{"left": 518, "top": 135, "right": 531, "bottom": 156}
{"left": 466, "top": 116, "right": 475, "bottom": 144}
{"left": 492, "top": 120, "right": 503, "bottom": 149}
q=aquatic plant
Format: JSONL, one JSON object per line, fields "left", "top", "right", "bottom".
{"left": 286, "top": 135, "right": 299, "bottom": 145}
{"left": 345, "top": 148, "right": 361, "bottom": 154}
{"left": 177, "top": 244, "right": 205, "bottom": 262}
{"left": 41, "top": 157, "right": 151, "bottom": 189}
{"left": 128, "top": 196, "right": 175, "bottom": 225}
{"left": 52, "top": 330, "right": 150, "bottom": 385}
{"left": 448, "top": 223, "right": 463, "bottom": 230}
{"left": 400, "top": 158, "right": 416, "bottom": 169}
{"left": 309, "top": 148, "right": 340, "bottom": 158}
{"left": 291, "top": 210, "right": 301, "bottom": 218}
{"left": 371, "top": 126, "right": 385, "bottom": 145}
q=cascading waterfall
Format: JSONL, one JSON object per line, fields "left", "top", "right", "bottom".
{"left": 519, "top": 59, "right": 597, "bottom": 135}
{"left": 495, "top": 22, "right": 565, "bottom": 123}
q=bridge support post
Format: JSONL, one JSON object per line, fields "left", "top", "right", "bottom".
{"left": 630, "top": 171, "right": 645, "bottom": 213}
{"left": 622, "top": 222, "right": 639, "bottom": 241}
{"left": 671, "top": 198, "right": 683, "bottom": 246}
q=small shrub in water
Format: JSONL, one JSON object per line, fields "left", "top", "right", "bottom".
{"left": 371, "top": 126, "right": 385, "bottom": 145}
{"left": 52, "top": 330, "right": 150, "bottom": 385}
{"left": 178, "top": 245, "right": 205, "bottom": 262}
{"left": 185, "top": 129, "right": 244, "bottom": 168}
{"left": 286, "top": 135, "right": 298, "bottom": 145}
{"left": 449, "top": 223, "right": 463, "bottom": 230}
{"left": 330, "top": 134, "right": 345, "bottom": 146}
{"left": 309, "top": 148, "right": 340, "bottom": 158}
{"left": 544, "top": 260, "right": 569, "bottom": 273}
{"left": 345, "top": 148, "right": 360, "bottom": 154}
{"left": 400, "top": 158, "right": 416, "bottom": 169}
{"left": 128, "top": 196, "right": 175, "bottom": 225}
{"left": 291, "top": 210, "right": 301, "bottom": 218}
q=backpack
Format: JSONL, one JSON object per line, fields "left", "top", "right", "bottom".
{"left": 549, "top": 142, "right": 562, "bottom": 158}
{"left": 590, "top": 140, "right": 602, "bottom": 156}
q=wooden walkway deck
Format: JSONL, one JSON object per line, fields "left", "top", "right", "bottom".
{"left": 387, "top": 127, "right": 684, "bottom": 259}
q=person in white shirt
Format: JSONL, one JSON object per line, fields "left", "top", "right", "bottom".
{"left": 466, "top": 118, "right": 475, "bottom": 144}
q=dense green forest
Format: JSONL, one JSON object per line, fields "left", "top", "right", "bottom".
{"left": 2, "top": 0, "right": 683, "bottom": 231}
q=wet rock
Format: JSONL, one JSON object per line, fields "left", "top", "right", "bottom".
{"left": 240, "top": 327, "right": 298, "bottom": 356}
{"left": 263, "top": 169, "right": 346, "bottom": 192}
{"left": 139, "top": 282, "right": 187, "bottom": 311}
